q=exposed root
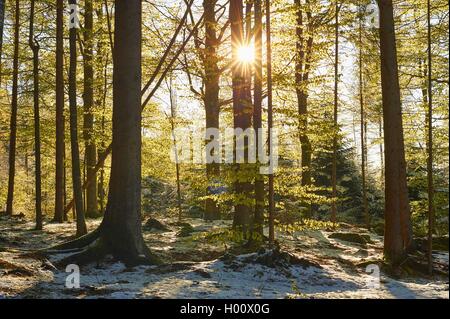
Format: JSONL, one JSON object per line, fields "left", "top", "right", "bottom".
{"left": 48, "top": 226, "right": 103, "bottom": 251}
{"left": 55, "top": 238, "right": 108, "bottom": 268}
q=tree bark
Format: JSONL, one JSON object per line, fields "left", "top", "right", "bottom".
{"left": 29, "top": 0, "right": 42, "bottom": 230}
{"left": 0, "top": 0, "right": 5, "bottom": 84}
{"left": 359, "top": 4, "right": 369, "bottom": 229}
{"left": 52, "top": 0, "right": 157, "bottom": 267}
{"left": 100, "top": 0, "right": 152, "bottom": 263}
{"left": 377, "top": 0, "right": 413, "bottom": 266}
{"left": 203, "top": 0, "right": 221, "bottom": 221}
{"left": 266, "top": 0, "right": 275, "bottom": 244}
{"left": 6, "top": 0, "right": 20, "bottom": 216}
{"left": 83, "top": 0, "right": 98, "bottom": 218}
{"left": 54, "top": 0, "right": 65, "bottom": 223}
{"left": 426, "top": 0, "right": 434, "bottom": 275}
{"left": 295, "top": 0, "right": 313, "bottom": 188}
{"left": 331, "top": 1, "right": 339, "bottom": 223}
{"left": 230, "top": 0, "right": 253, "bottom": 235}
{"left": 68, "top": 0, "right": 87, "bottom": 236}
{"left": 253, "top": 0, "right": 264, "bottom": 237}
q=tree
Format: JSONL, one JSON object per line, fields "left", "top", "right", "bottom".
{"left": 6, "top": 0, "right": 20, "bottom": 216}
{"left": 203, "top": 0, "right": 221, "bottom": 221}
{"left": 426, "top": 0, "right": 434, "bottom": 275}
{"left": 331, "top": 1, "right": 339, "bottom": 223}
{"left": 253, "top": 0, "right": 264, "bottom": 237}
{"left": 358, "top": 3, "right": 369, "bottom": 229}
{"left": 83, "top": 0, "right": 98, "bottom": 218}
{"left": 266, "top": 0, "right": 274, "bottom": 244}
{"left": 54, "top": 0, "right": 65, "bottom": 223}
{"left": 294, "top": 0, "right": 313, "bottom": 188}
{"left": 377, "top": 0, "right": 413, "bottom": 265}
{"left": 68, "top": 0, "right": 87, "bottom": 236}
{"left": 0, "top": 0, "right": 5, "bottom": 83}
{"left": 230, "top": 0, "right": 253, "bottom": 235}
{"left": 29, "top": 0, "right": 42, "bottom": 230}
{"left": 52, "top": 0, "right": 157, "bottom": 266}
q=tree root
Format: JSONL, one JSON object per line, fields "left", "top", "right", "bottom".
{"left": 54, "top": 238, "right": 108, "bottom": 268}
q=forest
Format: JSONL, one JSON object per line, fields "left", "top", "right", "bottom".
{"left": 0, "top": 0, "right": 448, "bottom": 300}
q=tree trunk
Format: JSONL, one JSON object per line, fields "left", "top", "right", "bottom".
{"left": 253, "top": 0, "right": 264, "bottom": 237}
{"left": 331, "top": 1, "right": 339, "bottom": 223}
{"left": 6, "top": 0, "right": 20, "bottom": 216}
{"left": 203, "top": 0, "right": 221, "bottom": 221}
{"left": 54, "top": 0, "right": 65, "bottom": 223}
{"left": 359, "top": 5, "right": 369, "bottom": 229}
{"left": 83, "top": 0, "right": 98, "bottom": 218}
{"left": 230, "top": 0, "right": 253, "bottom": 235}
{"left": 426, "top": 0, "right": 434, "bottom": 275}
{"left": 377, "top": 0, "right": 413, "bottom": 266}
{"left": 68, "top": 0, "right": 87, "bottom": 236}
{"left": 266, "top": 0, "right": 275, "bottom": 244}
{"left": 0, "top": 0, "right": 5, "bottom": 84}
{"left": 29, "top": 0, "right": 42, "bottom": 230}
{"left": 295, "top": 0, "right": 312, "bottom": 188}
{"left": 53, "top": 0, "right": 156, "bottom": 267}
{"left": 100, "top": 0, "right": 152, "bottom": 263}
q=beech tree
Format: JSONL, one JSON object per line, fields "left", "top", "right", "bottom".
{"left": 68, "top": 0, "right": 87, "bottom": 236}
{"left": 6, "top": 0, "right": 20, "bottom": 216}
{"left": 53, "top": 0, "right": 65, "bottom": 223}
{"left": 377, "top": 0, "right": 413, "bottom": 265}
{"left": 52, "top": 0, "right": 158, "bottom": 266}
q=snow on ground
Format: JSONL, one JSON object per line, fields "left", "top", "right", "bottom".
{"left": 0, "top": 216, "right": 448, "bottom": 299}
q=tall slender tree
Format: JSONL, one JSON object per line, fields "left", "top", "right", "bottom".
{"left": 253, "top": 0, "right": 264, "bottom": 237}
{"left": 29, "top": 0, "right": 42, "bottom": 230}
{"left": 54, "top": 0, "right": 65, "bottom": 223}
{"left": 426, "top": 0, "right": 434, "bottom": 275}
{"left": 331, "top": 1, "right": 339, "bottom": 223}
{"left": 266, "top": 0, "right": 275, "bottom": 244}
{"left": 203, "top": 0, "right": 221, "bottom": 221}
{"left": 230, "top": 0, "right": 253, "bottom": 235}
{"left": 0, "top": 0, "right": 5, "bottom": 83}
{"left": 83, "top": 0, "right": 98, "bottom": 218}
{"left": 294, "top": 0, "right": 313, "bottom": 189}
{"left": 6, "top": 0, "right": 20, "bottom": 216}
{"left": 68, "top": 0, "right": 87, "bottom": 236}
{"left": 377, "top": 0, "right": 413, "bottom": 265}
{"left": 359, "top": 3, "right": 369, "bottom": 229}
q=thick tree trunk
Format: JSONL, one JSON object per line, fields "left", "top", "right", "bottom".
{"left": 100, "top": 0, "right": 151, "bottom": 263}
{"left": 29, "top": 0, "right": 42, "bottom": 230}
{"left": 83, "top": 0, "right": 98, "bottom": 218}
{"left": 52, "top": 0, "right": 156, "bottom": 267}
{"left": 54, "top": 0, "right": 65, "bottom": 223}
{"left": 6, "top": 0, "right": 20, "bottom": 216}
{"left": 68, "top": 0, "right": 87, "bottom": 236}
{"left": 377, "top": 0, "right": 413, "bottom": 266}
{"left": 253, "top": 0, "right": 264, "bottom": 237}
{"left": 203, "top": 0, "right": 221, "bottom": 221}
{"left": 231, "top": 0, "right": 253, "bottom": 235}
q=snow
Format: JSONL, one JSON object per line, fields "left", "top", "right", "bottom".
{"left": 0, "top": 216, "right": 448, "bottom": 299}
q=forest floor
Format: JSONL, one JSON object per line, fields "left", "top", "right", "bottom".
{"left": 0, "top": 214, "right": 448, "bottom": 299}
